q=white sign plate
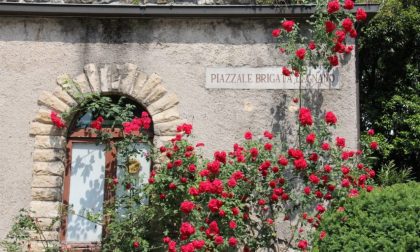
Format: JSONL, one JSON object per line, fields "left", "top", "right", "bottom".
{"left": 205, "top": 67, "right": 339, "bottom": 90}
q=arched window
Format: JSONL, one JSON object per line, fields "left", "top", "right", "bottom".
{"left": 60, "top": 95, "right": 153, "bottom": 250}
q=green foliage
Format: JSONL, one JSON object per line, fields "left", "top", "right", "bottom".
{"left": 0, "top": 209, "right": 59, "bottom": 252}
{"left": 314, "top": 182, "right": 420, "bottom": 251}
{"left": 359, "top": 0, "right": 420, "bottom": 178}
{"left": 377, "top": 160, "right": 413, "bottom": 186}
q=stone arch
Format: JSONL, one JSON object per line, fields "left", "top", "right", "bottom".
{"left": 28, "top": 63, "right": 183, "bottom": 251}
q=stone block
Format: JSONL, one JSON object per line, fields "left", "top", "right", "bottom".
{"left": 34, "top": 136, "right": 66, "bottom": 149}
{"left": 135, "top": 73, "right": 162, "bottom": 101}
{"left": 131, "top": 70, "right": 148, "bottom": 94}
{"left": 152, "top": 107, "right": 180, "bottom": 124}
{"left": 34, "top": 217, "right": 60, "bottom": 231}
{"left": 38, "top": 91, "right": 70, "bottom": 113}
{"left": 33, "top": 162, "right": 64, "bottom": 176}
{"left": 154, "top": 119, "right": 185, "bottom": 136}
{"left": 84, "top": 63, "right": 101, "bottom": 92}
{"left": 147, "top": 93, "right": 179, "bottom": 115}
{"left": 143, "top": 84, "right": 168, "bottom": 106}
{"left": 30, "top": 231, "right": 59, "bottom": 241}
{"left": 53, "top": 88, "right": 77, "bottom": 106}
{"left": 32, "top": 175, "right": 63, "bottom": 188}
{"left": 30, "top": 201, "right": 60, "bottom": 218}
{"left": 29, "top": 122, "right": 65, "bottom": 136}
{"left": 33, "top": 149, "right": 65, "bottom": 162}
{"left": 32, "top": 187, "right": 61, "bottom": 201}
{"left": 34, "top": 108, "right": 53, "bottom": 124}
{"left": 119, "top": 63, "right": 138, "bottom": 95}
{"left": 73, "top": 73, "right": 92, "bottom": 94}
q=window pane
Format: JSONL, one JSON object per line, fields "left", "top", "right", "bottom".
{"left": 117, "top": 143, "right": 151, "bottom": 204}
{"left": 66, "top": 143, "right": 106, "bottom": 243}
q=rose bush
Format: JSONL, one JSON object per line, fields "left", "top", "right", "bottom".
{"left": 147, "top": 107, "right": 377, "bottom": 251}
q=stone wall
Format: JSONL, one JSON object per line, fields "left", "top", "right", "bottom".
{"left": 0, "top": 0, "right": 257, "bottom": 5}
{"left": 0, "top": 16, "right": 358, "bottom": 247}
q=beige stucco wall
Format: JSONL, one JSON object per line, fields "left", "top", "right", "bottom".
{"left": 0, "top": 17, "right": 358, "bottom": 240}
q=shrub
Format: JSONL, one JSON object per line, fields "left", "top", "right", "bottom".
{"left": 314, "top": 182, "right": 420, "bottom": 251}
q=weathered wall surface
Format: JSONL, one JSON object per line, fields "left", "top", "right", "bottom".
{"left": 0, "top": 17, "right": 358, "bottom": 240}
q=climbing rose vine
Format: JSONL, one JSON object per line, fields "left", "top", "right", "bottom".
{"left": 147, "top": 108, "right": 376, "bottom": 251}
{"left": 272, "top": 0, "right": 368, "bottom": 75}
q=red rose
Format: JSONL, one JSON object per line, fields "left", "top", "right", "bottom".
{"left": 309, "top": 174, "right": 320, "bottom": 184}
{"left": 315, "top": 190, "right": 323, "bottom": 198}
{"left": 258, "top": 199, "right": 266, "bottom": 206}
{"left": 341, "top": 178, "right": 350, "bottom": 187}
{"left": 309, "top": 153, "right": 319, "bottom": 162}
{"left": 334, "top": 42, "right": 346, "bottom": 53}
{"left": 231, "top": 170, "right": 244, "bottom": 180}
{"left": 192, "top": 240, "right": 205, "bottom": 249}
{"left": 341, "top": 166, "right": 350, "bottom": 175}
{"left": 325, "top": 20, "right": 336, "bottom": 33}
{"left": 322, "top": 142, "right": 330, "bottom": 151}
{"left": 159, "top": 193, "right": 166, "bottom": 199}
{"left": 348, "top": 188, "right": 359, "bottom": 198}
{"left": 148, "top": 177, "right": 155, "bottom": 184}
{"left": 282, "top": 67, "right": 291, "bottom": 76}
{"left": 188, "top": 164, "right": 196, "bottom": 172}
{"left": 295, "top": 48, "right": 306, "bottom": 60}
{"left": 336, "top": 137, "right": 346, "bottom": 148}
{"left": 180, "top": 222, "right": 195, "bottom": 240}
{"left": 308, "top": 41, "right": 316, "bottom": 50}
{"left": 345, "top": 45, "right": 354, "bottom": 54}
{"left": 335, "top": 30, "right": 346, "bottom": 43}
{"left": 168, "top": 182, "right": 177, "bottom": 190}
{"left": 272, "top": 28, "right": 281, "bottom": 37}
{"left": 189, "top": 187, "right": 199, "bottom": 196}
{"left": 288, "top": 148, "right": 304, "bottom": 159}
{"left": 343, "top": 0, "right": 354, "bottom": 10}
{"left": 227, "top": 178, "right": 237, "bottom": 188}
{"left": 366, "top": 185, "right": 374, "bottom": 192}
{"left": 196, "top": 142, "right": 205, "bottom": 147}
{"left": 180, "top": 201, "right": 195, "bottom": 214}
{"left": 174, "top": 159, "right": 183, "bottom": 167}
{"left": 328, "top": 55, "right": 339, "bottom": 66}
{"left": 294, "top": 158, "right": 308, "bottom": 170}
{"left": 228, "top": 237, "right": 237, "bottom": 247}
{"left": 325, "top": 111, "right": 337, "bottom": 125}
{"left": 368, "top": 129, "right": 375, "bottom": 135}
{"left": 342, "top": 18, "right": 353, "bottom": 32}
{"left": 264, "top": 142, "right": 273, "bottom": 151}
{"left": 229, "top": 220, "right": 237, "bottom": 229}
{"left": 266, "top": 218, "right": 274, "bottom": 224}
{"left": 214, "top": 236, "right": 224, "bottom": 245}
{"left": 50, "top": 111, "right": 66, "bottom": 129}
{"left": 281, "top": 193, "right": 289, "bottom": 200}
{"left": 370, "top": 141, "right": 378, "bottom": 150}
{"left": 368, "top": 169, "right": 376, "bottom": 178}
{"left": 250, "top": 147, "right": 259, "bottom": 158}
{"left": 282, "top": 20, "right": 295, "bottom": 32}
{"left": 231, "top": 207, "right": 240, "bottom": 216}
{"left": 244, "top": 131, "right": 253, "bottom": 140}
{"left": 327, "top": 0, "right": 340, "bottom": 14}
{"left": 214, "top": 151, "right": 227, "bottom": 164}
{"left": 208, "top": 199, "right": 223, "bottom": 212}
{"left": 133, "top": 241, "right": 140, "bottom": 248}
{"left": 299, "top": 107, "right": 313, "bottom": 126}
{"left": 272, "top": 166, "right": 279, "bottom": 173}
{"left": 356, "top": 8, "right": 367, "bottom": 21}
{"left": 278, "top": 156, "right": 288, "bottom": 166}
{"left": 320, "top": 230, "right": 327, "bottom": 240}
{"left": 350, "top": 29, "right": 357, "bottom": 38}
{"left": 298, "top": 240, "right": 308, "bottom": 250}
{"left": 181, "top": 243, "right": 195, "bottom": 252}
{"left": 316, "top": 204, "right": 326, "bottom": 213}
{"left": 207, "top": 160, "right": 221, "bottom": 174}
{"left": 304, "top": 186, "right": 311, "bottom": 195}
{"left": 324, "top": 164, "right": 332, "bottom": 173}
{"left": 90, "top": 116, "right": 104, "bottom": 130}
{"left": 263, "top": 130, "right": 274, "bottom": 139}
{"left": 306, "top": 133, "right": 316, "bottom": 144}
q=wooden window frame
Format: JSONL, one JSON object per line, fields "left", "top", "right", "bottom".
{"left": 60, "top": 128, "right": 152, "bottom": 251}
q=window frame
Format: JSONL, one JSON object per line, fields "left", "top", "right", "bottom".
{"left": 60, "top": 118, "right": 153, "bottom": 251}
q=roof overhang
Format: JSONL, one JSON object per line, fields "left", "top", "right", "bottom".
{"left": 0, "top": 3, "right": 379, "bottom": 18}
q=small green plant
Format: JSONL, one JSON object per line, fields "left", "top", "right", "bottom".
{"left": 0, "top": 209, "right": 59, "bottom": 252}
{"left": 377, "top": 160, "right": 413, "bottom": 186}
{"left": 313, "top": 182, "right": 420, "bottom": 251}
